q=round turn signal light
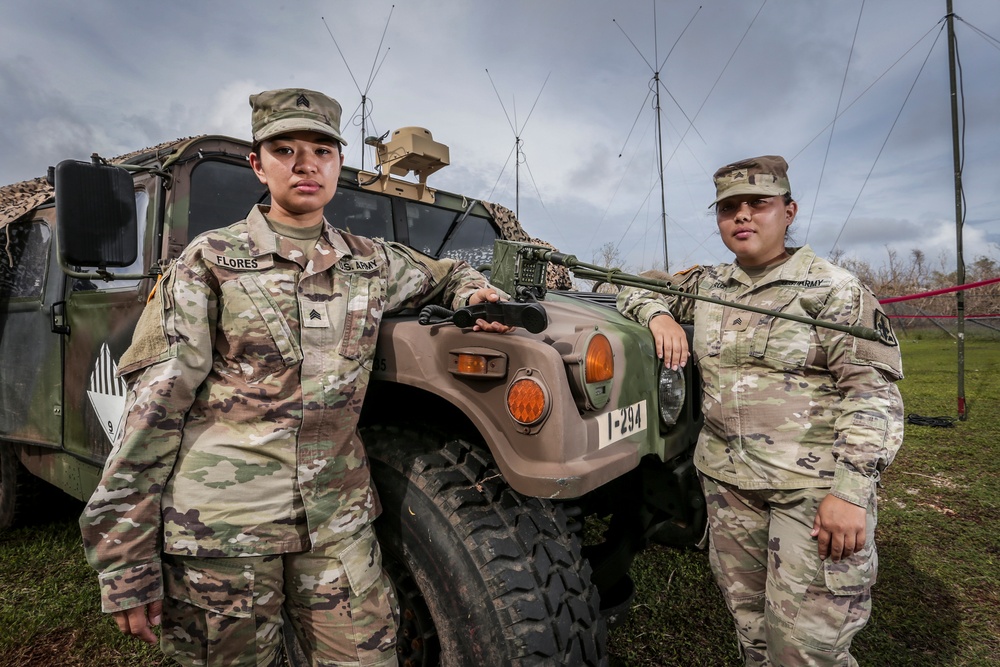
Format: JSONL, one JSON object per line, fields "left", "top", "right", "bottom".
{"left": 507, "top": 377, "right": 548, "bottom": 425}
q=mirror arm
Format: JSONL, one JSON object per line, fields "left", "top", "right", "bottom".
{"left": 53, "top": 230, "right": 147, "bottom": 281}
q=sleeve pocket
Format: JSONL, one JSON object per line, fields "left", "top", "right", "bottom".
{"left": 118, "top": 270, "right": 177, "bottom": 376}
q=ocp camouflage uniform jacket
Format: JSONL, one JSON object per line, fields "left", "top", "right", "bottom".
{"left": 618, "top": 245, "right": 903, "bottom": 507}
{"left": 81, "top": 204, "right": 496, "bottom": 613}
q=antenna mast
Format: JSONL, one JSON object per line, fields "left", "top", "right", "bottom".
{"left": 652, "top": 2, "right": 669, "bottom": 271}
{"left": 615, "top": 1, "right": 692, "bottom": 271}
{"left": 322, "top": 7, "right": 394, "bottom": 171}
{"left": 945, "top": 0, "right": 966, "bottom": 420}
{"left": 486, "top": 69, "right": 550, "bottom": 218}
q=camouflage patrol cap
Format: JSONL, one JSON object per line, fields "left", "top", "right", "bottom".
{"left": 249, "top": 88, "right": 347, "bottom": 145}
{"left": 709, "top": 155, "right": 790, "bottom": 207}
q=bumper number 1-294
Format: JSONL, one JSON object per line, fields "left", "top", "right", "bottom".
{"left": 597, "top": 399, "right": 647, "bottom": 448}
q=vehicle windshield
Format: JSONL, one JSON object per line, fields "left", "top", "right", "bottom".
{"left": 405, "top": 201, "right": 496, "bottom": 268}
{"left": 187, "top": 160, "right": 497, "bottom": 264}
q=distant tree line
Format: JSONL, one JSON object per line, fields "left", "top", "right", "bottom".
{"left": 578, "top": 243, "right": 1000, "bottom": 333}
{"left": 830, "top": 248, "right": 1000, "bottom": 329}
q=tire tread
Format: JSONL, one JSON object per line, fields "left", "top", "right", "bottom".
{"left": 365, "top": 426, "right": 607, "bottom": 666}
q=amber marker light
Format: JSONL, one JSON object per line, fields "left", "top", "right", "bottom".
{"left": 456, "top": 353, "right": 488, "bottom": 375}
{"left": 585, "top": 333, "right": 614, "bottom": 383}
{"left": 448, "top": 348, "right": 507, "bottom": 379}
{"left": 506, "top": 376, "right": 549, "bottom": 426}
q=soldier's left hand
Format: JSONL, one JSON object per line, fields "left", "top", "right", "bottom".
{"left": 811, "top": 494, "right": 867, "bottom": 561}
{"left": 468, "top": 288, "right": 515, "bottom": 333}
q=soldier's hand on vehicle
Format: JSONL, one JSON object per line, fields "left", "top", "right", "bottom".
{"left": 113, "top": 600, "right": 162, "bottom": 645}
{"left": 468, "top": 288, "right": 515, "bottom": 333}
{"left": 648, "top": 313, "right": 689, "bottom": 370}
{"left": 811, "top": 494, "right": 867, "bottom": 561}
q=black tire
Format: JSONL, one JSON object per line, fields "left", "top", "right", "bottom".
{"left": 364, "top": 425, "right": 608, "bottom": 667}
{"left": 0, "top": 445, "right": 43, "bottom": 531}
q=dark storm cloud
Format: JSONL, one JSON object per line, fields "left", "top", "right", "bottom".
{"left": 0, "top": 60, "right": 103, "bottom": 183}
{"left": 1, "top": 0, "right": 997, "bottom": 273}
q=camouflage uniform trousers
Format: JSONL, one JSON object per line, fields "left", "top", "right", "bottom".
{"left": 160, "top": 525, "right": 399, "bottom": 667}
{"left": 701, "top": 475, "right": 877, "bottom": 667}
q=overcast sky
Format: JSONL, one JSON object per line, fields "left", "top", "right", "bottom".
{"left": 3, "top": 0, "right": 998, "bottom": 276}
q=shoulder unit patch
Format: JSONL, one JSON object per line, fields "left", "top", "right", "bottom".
{"left": 873, "top": 309, "right": 898, "bottom": 347}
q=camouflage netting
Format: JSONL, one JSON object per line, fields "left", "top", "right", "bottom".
{"left": 0, "top": 177, "right": 52, "bottom": 229}
{"left": 0, "top": 137, "right": 197, "bottom": 230}
{"left": 481, "top": 201, "right": 573, "bottom": 291}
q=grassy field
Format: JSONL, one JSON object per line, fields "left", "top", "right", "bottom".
{"left": 607, "top": 335, "right": 1000, "bottom": 666}
{"left": 1, "top": 335, "right": 997, "bottom": 666}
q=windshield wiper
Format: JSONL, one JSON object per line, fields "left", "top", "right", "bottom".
{"left": 433, "top": 198, "right": 478, "bottom": 257}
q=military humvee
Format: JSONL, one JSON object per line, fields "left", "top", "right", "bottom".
{"left": 0, "top": 127, "right": 704, "bottom": 666}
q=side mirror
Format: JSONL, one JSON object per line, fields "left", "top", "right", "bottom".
{"left": 54, "top": 160, "right": 138, "bottom": 268}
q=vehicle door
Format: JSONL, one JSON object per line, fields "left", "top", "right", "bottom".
{"left": 0, "top": 210, "right": 63, "bottom": 447}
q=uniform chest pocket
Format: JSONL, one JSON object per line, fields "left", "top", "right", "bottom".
{"left": 692, "top": 300, "right": 724, "bottom": 363}
{"left": 218, "top": 274, "right": 302, "bottom": 381}
{"left": 338, "top": 272, "right": 385, "bottom": 365}
{"left": 748, "top": 289, "right": 811, "bottom": 370}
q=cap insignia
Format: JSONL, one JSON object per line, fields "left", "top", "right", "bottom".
{"left": 296, "top": 94, "right": 310, "bottom": 108}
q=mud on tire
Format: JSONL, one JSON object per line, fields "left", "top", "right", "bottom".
{"left": 364, "top": 425, "right": 608, "bottom": 667}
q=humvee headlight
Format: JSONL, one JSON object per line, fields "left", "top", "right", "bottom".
{"left": 585, "top": 334, "right": 614, "bottom": 384}
{"left": 561, "top": 330, "right": 614, "bottom": 411}
{"left": 658, "top": 364, "right": 685, "bottom": 426}
{"left": 506, "top": 376, "right": 549, "bottom": 426}
{"left": 583, "top": 332, "right": 613, "bottom": 409}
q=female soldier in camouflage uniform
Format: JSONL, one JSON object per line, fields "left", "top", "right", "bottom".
{"left": 80, "top": 88, "right": 510, "bottom": 667}
{"left": 618, "top": 156, "right": 903, "bottom": 666}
